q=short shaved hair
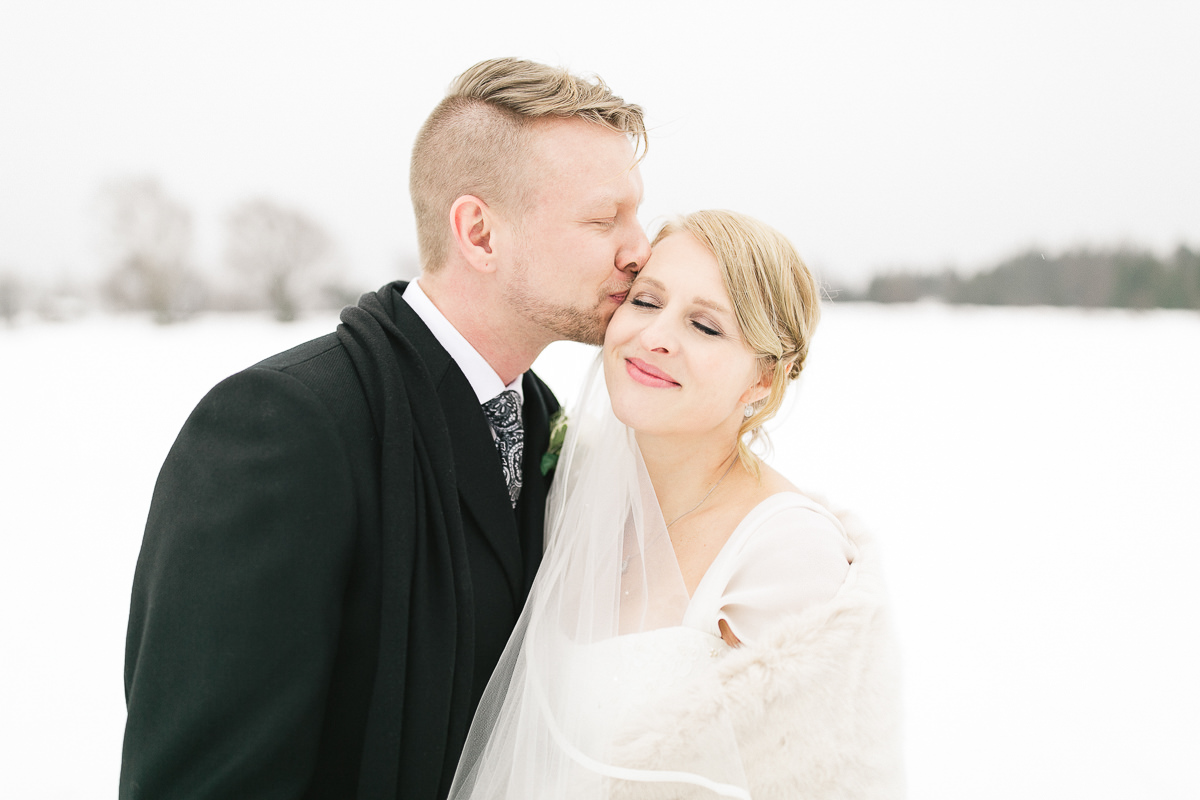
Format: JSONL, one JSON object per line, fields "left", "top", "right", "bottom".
{"left": 410, "top": 57, "right": 646, "bottom": 271}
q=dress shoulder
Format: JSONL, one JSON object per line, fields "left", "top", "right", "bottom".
{"left": 685, "top": 493, "right": 856, "bottom": 645}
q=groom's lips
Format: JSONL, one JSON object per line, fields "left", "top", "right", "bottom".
{"left": 607, "top": 282, "right": 632, "bottom": 305}
{"left": 625, "top": 357, "right": 679, "bottom": 388}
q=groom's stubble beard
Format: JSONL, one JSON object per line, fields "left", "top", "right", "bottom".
{"left": 503, "top": 258, "right": 631, "bottom": 347}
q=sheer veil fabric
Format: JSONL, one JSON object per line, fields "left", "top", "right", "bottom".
{"left": 449, "top": 356, "right": 751, "bottom": 799}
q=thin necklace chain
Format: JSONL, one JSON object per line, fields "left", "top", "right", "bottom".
{"left": 666, "top": 456, "right": 738, "bottom": 528}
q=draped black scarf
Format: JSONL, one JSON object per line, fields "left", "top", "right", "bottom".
{"left": 337, "top": 284, "right": 475, "bottom": 799}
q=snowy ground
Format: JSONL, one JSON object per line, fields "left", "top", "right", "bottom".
{"left": 2, "top": 303, "right": 1198, "bottom": 798}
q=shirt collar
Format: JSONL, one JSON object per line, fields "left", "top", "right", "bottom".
{"left": 401, "top": 279, "right": 524, "bottom": 405}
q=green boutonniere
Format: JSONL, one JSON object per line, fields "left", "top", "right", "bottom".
{"left": 540, "top": 409, "right": 568, "bottom": 475}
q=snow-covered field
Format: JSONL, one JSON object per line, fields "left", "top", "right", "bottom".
{"left": 2, "top": 303, "right": 1198, "bottom": 798}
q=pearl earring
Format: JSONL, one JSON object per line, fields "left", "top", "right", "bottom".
{"left": 744, "top": 404, "right": 754, "bottom": 418}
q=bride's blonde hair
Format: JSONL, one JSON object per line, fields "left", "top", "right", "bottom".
{"left": 651, "top": 210, "right": 821, "bottom": 473}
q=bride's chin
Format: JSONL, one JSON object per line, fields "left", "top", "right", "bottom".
{"left": 606, "top": 394, "right": 639, "bottom": 429}
{"left": 607, "top": 389, "right": 662, "bottom": 433}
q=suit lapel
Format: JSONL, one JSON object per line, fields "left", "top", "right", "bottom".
{"left": 515, "top": 375, "right": 553, "bottom": 597}
{"left": 389, "top": 287, "right": 524, "bottom": 600}
{"left": 436, "top": 371, "right": 523, "bottom": 588}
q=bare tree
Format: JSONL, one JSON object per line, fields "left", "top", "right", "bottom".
{"left": 0, "top": 271, "right": 22, "bottom": 326}
{"left": 225, "top": 199, "right": 333, "bottom": 322}
{"left": 97, "top": 177, "right": 203, "bottom": 323}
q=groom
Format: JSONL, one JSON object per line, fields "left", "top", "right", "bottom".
{"left": 120, "top": 57, "right": 650, "bottom": 800}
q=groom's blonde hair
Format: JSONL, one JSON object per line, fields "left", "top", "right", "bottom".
{"left": 652, "top": 210, "right": 822, "bottom": 473}
{"left": 410, "top": 57, "right": 647, "bottom": 272}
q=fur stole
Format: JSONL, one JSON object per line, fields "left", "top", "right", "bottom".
{"left": 608, "top": 506, "right": 905, "bottom": 799}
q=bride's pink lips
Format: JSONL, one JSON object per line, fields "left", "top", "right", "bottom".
{"left": 625, "top": 357, "right": 679, "bottom": 388}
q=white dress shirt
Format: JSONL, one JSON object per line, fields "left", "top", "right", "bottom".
{"left": 401, "top": 279, "right": 524, "bottom": 409}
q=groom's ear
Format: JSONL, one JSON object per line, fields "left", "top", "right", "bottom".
{"left": 450, "top": 195, "right": 497, "bottom": 274}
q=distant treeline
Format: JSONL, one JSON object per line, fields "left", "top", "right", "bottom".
{"left": 856, "top": 245, "right": 1200, "bottom": 310}
{"left": 0, "top": 177, "right": 385, "bottom": 327}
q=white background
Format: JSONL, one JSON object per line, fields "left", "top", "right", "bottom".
{"left": 2, "top": 303, "right": 1198, "bottom": 798}
{"left": 3, "top": 2, "right": 1198, "bottom": 796}
{"left": 2, "top": 0, "right": 1198, "bottom": 289}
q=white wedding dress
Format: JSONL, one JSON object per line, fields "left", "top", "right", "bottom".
{"left": 449, "top": 363, "right": 858, "bottom": 800}
{"left": 567, "top": 493, "right": 854, "bottom": 794}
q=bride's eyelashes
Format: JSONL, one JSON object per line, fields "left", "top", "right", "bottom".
{"left": 629, "top": 294, "right": 725, "bottom": 338}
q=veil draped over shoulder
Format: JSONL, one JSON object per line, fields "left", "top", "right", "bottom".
{"left": 449, "top": 356, "right": 750, "bottom": 799}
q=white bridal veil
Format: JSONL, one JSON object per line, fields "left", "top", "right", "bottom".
{"left": 449, "top": 357, "right": 750, "bottom": 799}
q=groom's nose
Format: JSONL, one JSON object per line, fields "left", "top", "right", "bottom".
{"left": 617, "top": 225, "right": 651, "bottom": 276}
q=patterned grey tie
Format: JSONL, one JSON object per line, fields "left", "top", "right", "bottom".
{"left": 482, "top": 389, "right": 523, "bottom": 508}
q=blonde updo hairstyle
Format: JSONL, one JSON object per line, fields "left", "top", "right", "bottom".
{"left": 651, "top": 210, "right": 821, "bottom": 473}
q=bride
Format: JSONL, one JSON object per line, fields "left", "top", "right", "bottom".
{"left": 450, "top": 210, "right": 903, "bottom": 799}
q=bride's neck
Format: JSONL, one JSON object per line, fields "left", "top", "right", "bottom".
{"left": 636, "top": 431, "right": 741, "bottom": 523}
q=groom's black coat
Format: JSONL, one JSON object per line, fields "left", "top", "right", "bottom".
{"left": 120, "top": 283, "right": 557, "bottom": 800}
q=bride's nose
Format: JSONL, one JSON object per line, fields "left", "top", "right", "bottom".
{"left": 637, "top": 315, "right": 678, "bottom": 354}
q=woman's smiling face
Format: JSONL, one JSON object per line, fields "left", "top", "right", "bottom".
{"left": 603, "top": 232, "right": 769, "bottom": 439}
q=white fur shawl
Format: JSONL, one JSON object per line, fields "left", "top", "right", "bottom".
{"left": 607, "top": 507, "right": 905, "bottom": 799}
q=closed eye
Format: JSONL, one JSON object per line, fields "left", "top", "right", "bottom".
{"left": 630, "top": 296, "right": 660, "bottom": 309}
{"left": 692, "top": 320, "right": 722, "bottom": 337}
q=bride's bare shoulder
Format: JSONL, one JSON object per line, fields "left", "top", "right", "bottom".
{"left": 754, "top": 461, "right": 801, "bottom": 498}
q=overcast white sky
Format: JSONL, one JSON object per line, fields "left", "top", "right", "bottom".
{"left": 2, "top": 0, "right": 1197, "bottom": 289}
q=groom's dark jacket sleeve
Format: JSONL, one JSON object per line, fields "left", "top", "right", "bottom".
{"left": 120, "top": 291, "right": 558, "bottom": 799}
